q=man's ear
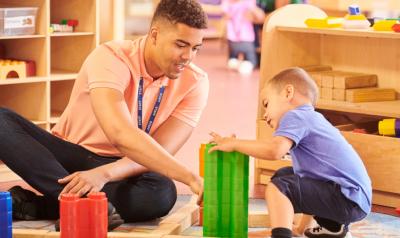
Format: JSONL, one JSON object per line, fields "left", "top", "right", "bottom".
{"left": 149, "top": 26, "right": 159, "bottom": 45}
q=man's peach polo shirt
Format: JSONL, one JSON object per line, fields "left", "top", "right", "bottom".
{"left": 52, "top": 36, "right": 209, "bottom": 157}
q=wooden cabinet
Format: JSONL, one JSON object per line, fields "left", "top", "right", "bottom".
{"left": 256, "top": 4, "right": 400, "bottom": 207}
{"left": 0, "top": 0, "right": 99, "bottom": 182}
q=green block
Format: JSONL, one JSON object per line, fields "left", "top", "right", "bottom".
{"left": 203, "top": 143, "right": 249, "bottom": 238}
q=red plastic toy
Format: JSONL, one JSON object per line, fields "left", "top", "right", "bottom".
{"left": 60, "top": 192, "right": 108, "bottom": 238}
{"left": 67, "top": 19, "right": 79, "bottom": 28}
{"left": 392, "top": 23, "right": 400, "bottom": 32}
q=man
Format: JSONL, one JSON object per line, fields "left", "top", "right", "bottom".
{"left": 0, "top": 0, "right": 208, "bottom": 229}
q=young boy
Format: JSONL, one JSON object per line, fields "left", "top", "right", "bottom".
{"left": 209, "top": 67, "right": 371, "bottom": 238}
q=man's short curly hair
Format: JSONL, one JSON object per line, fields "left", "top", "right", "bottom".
{"left": 152, "top": 0, "right": 208, "bottom": 29}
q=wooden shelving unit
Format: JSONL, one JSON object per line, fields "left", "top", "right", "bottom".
{"left": 256, "top": 4, "right": 400, "bottom": 208}
{"left": 0, "top": 0, "right": 99, "bottom": 182}
{"left": 0, "top": 0, "right": 99, "bottom": 131}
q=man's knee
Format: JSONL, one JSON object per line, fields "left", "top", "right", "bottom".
{"left": 0, "top": 107, "right": 14, "bottom": 122}
{"left": 147, "top": 173, "right": 177, "bottom": 217}
{"left": 0, "top": 107, "right": 16, "bottom": 133}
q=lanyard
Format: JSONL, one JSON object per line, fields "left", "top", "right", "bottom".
{"left": 137, "top": 77, "right": 165, "bottom": 134}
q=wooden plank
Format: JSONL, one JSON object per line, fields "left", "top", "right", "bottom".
{"left": 334, "top": 74, "right": 377, "bottom": 89}
{"left": 248, "top": 211, "right": 270, "bottom": 227}
{"left": 248, "top": 212, "right": 303, "bottom": 228}
{"left": 151, "top": 223, "right": 181, "bottom": 236}
{"left": 13, "top": 229, "right": 50, "bottom": 238}
{"left": 154, "top": 196, "right": 199, "bottom": 235}
{"left": 108, "top": 232, "right": 162, "bottom": 238}
{"left": 43, "top": 232, "right": 59, "bottom": 238}
{"left": 321, "top": 87, "right": 333, "bottom": 100}
{"left": 333, "top": 88, "right": 345, "bottom": 101}
{"left": 345, "top": 88, "right": 396, "bottom": 103}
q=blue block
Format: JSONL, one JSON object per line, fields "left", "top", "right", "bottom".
{"left": 349, "top": 4, "right": 360, "bottom": 15}
{"left": 0, "top": 192, "right": 12, "bottom": 238}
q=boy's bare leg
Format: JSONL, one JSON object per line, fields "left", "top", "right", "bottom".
{"left": 266, "top": 183, "right": 294, "bottom": 229}
{"left": 293, "top": 214, "right": 314, "bottom": 236}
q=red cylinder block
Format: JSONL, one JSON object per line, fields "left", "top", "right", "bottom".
{"left": 60, "top": 192, "right": 108, "bottom": 238}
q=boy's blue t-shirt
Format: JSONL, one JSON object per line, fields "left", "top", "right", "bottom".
{"left": 274, "top": 104, "right": 372, "bottom": 214}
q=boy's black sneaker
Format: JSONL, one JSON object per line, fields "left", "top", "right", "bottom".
{"left": 8, "top": 186, "right": 40, "bottom": 220}
{"left": 55, "top": 201, "right": 124, "bottom": 231}
{"left": 304, "top": 224, "right": 348, "bottom": 238}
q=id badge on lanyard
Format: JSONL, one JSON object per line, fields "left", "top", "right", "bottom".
{"left": 137, "top": 77, "right": 166, "bottom": 134}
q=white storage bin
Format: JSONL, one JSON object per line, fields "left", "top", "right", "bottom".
{"left": 0, "top": 8, "right": 38, "bottom": 36}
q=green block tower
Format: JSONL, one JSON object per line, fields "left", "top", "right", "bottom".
{"left": 203, "top": 143, "right": 249, "bottom": 238}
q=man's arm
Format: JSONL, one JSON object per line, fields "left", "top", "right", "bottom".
{"left": 59, "top": 88, "right": 202, "bottom": 196}
{"left": 102, "top": 116, "right": 194, "bottom": 182}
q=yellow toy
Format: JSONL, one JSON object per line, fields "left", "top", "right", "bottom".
{"left": 373, "top": 20, "right": 397, "bottom": 31}
{"left": 0, "top": 59, "right": 26, "bottom": 80}
{"left": 305, "top": 17, "right": 343, "bottom": 28}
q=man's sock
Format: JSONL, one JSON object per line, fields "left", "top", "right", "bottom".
{"left": 271, "top": 227, "right": 292, "bottom": 238}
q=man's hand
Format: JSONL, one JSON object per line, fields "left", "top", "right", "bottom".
{"left": 188, "top": 175, "right": 203, "bottom": 205}
{"left": 58, "top": 167, "right": 110, "bottom": 198}
{"left": 208, "top": 132, "right": 237, "bottom": 153}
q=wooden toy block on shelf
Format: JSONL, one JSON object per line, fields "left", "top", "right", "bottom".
{"left": 302, "top": 65, "right": 333, "bottom": 87}
{"left": 345, "top": 88, "right": 397, "bottom": 102}
{"left": 333, "top": 73, "right": 377, "bottom": 89}
{"left": 333, "top": 88, "right": 345, "bottom": 101}
{"left": 321, "top": 87, "right": 333, "bottom": 100}
{"left": 0, "top": 59, "right": 36, "bottom": 80}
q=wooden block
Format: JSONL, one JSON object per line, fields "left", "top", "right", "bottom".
{"left": 333, "top": 88, "right": 345, "bottom": 101}
{"left": 322, "top": 71, "right": 361, "bottom": 88}
{"left": 13, "top": 229, "right": 50, "bottom": 238}
{"left": 334, "top": 74, "right": 377, "bottom": 89}
{"left": 152, "top": 196, "right": 199, "bottom": 235}
{"left": 345, "top": 88, "right": 396, "bottom": 102}
{"left": 321, "top": 87, "right": 333, "bottom": 100}
{"left": 108, "top": 232, "right": 161, "bottom": 238}
{"left": 248, "top": 211, "right": 270, "bottom": 227}
{"left": 300, "top": 65, "right": 332, "bottom": 72}
{"left": 151, "top": 223, "right": 181, "bottom": 235}
{"left": 321, "top": 72, "right": 335, "bottom": 88}
{"left": 309, "top": 72, "right": 323, "bottom": 87}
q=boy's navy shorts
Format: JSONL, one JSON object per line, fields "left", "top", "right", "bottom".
{"left": 270, "top": 167, "right": 367, "bottom": 225}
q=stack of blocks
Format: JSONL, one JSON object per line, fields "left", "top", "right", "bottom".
{"left": 202, "top": 143, "right": 249, "bottom": 238}
{"left": 0, "top": 191, "right": 12, "bottom": 238}
{"left": 60, "top": 192, "right": 108, "bottom": 238}
{"left": 303, "top": 66, "right": 396, "bottom": 103}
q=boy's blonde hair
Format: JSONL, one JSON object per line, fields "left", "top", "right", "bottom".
{"left": 266, "top": 67, "right": 319, "bottom": 105}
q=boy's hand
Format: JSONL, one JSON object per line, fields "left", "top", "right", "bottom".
{"left": 208, "top": 132, "right": 237, "bottom": 153}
